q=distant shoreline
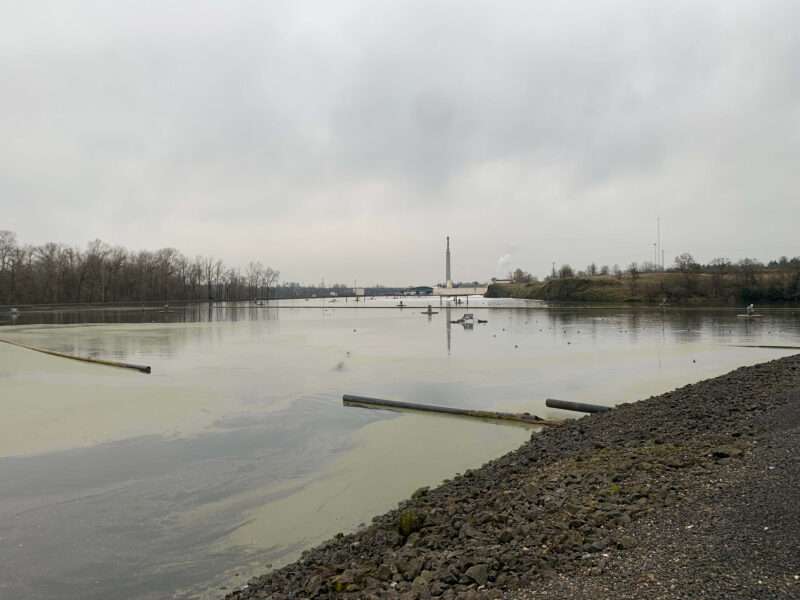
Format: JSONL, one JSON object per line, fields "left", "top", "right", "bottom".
{"left": 487, "top": 276, "right": 800, "bottom": 307}
{"left": 4, "top": 297, "right": 800, "bottom": 320}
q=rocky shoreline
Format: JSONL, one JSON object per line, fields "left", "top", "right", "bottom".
{"left": 226, "top": 355, "right": 800, "bottom": 599}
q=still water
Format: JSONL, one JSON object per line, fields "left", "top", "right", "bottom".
{"left": 1, "top": 298, "right": 799, "bottom": 599}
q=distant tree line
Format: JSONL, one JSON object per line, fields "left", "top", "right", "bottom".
{"left": 507, "top": 253, "right": 800, "bottom": 303}
{"left": 0, "top": 231, "right": 279, "bottom": 305}
{"left": 656, "top": 253, "right": 800, "bottom": 303}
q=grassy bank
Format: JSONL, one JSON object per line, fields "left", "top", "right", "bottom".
{"left": 487, "top": 278, "right": 628, "bottom": 303}
{"left": 487, "top": 271, "right": 800, "bottom": 305}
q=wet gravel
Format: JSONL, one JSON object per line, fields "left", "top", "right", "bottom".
{"left": 225, "top": 355, "right": 800, "bottom": 599}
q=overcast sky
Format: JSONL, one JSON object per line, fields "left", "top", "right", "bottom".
{"left": 1, "top": 1, "right": 798, "bottom": 285}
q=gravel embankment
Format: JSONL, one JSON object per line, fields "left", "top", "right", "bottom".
{"left": 226, "top": 356, "right": 800, "bottom": 599}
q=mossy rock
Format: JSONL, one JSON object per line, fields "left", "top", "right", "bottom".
{"left": 398, "top": 509, "right": 425, "bottom": 537}
{"left": 411, "top": 486, "right": 430, "bottom": 500}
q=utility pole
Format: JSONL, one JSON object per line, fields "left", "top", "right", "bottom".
{"left": 657, "top": 217, "right": 661, "bottom": 270}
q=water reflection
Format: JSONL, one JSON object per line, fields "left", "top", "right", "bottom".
{"left": 445, "top": 306, "right": 451, "bottom": 354}
{"left": 4, "top": 302, "right": 283, "bottom": 328}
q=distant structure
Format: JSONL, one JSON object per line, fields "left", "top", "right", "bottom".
{"left": 433, "top": 236, "right": 487, "bottom": 300}
{"left": 404, "top": 286, "right": 434, "bottom": 296}
{"left": 445, "top": 236, "right": 453, "bottom": 288}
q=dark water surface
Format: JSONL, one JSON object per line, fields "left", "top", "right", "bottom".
{"left": 1, "top": 299, "right": 799, "bottom": 599}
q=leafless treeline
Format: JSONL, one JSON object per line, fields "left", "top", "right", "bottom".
{"left": 0, "top": 231, "right": 279, "bottom": 305}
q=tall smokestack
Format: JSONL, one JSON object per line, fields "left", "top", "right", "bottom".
{"left": 445, "top": 236, "right": 452, "bottom": 288}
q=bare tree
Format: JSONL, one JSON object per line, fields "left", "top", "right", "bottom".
{"left": 0, "top": 230, "right": 17, "bottom": 273}
{"left": 709, "top": 257, "right": 731, "bottom": 297}
{"left": 202, "top": 256, "right": 216, "bottom": 300}
{"left": 674, "top": 252, "right": 700, "bottom": 294}
{"left": 262, "top": 266, "right": 279, "bottom": 300}
{"left": 736, "top": 258, "right": 761, "bottom": 288}
{"left": 674, "top": 253, "right": 697, "bottom": 273}
{"left": 213, "top": 259, "right": 224, "bottom": 301}
{"left": 247, "top": 261, "right": 263, "bottom": 299}
{"left": 627, "top": 262, "right": 641, "bottom": 295}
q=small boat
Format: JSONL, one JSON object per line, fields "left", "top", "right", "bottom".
{"left": 738, "top": 304, "right": 761, "bottom": 318}
{"left": 477, "top": 319, "right": 488, "bottom": 324}
{"left": 451, "top": 314, "right": 476, "bottom": 324}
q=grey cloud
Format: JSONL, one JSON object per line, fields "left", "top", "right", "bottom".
{"left": 1, "top": 0, "right": 799, "bottom": 283}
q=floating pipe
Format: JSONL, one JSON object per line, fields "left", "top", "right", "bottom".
{"left": 730, "top": 344, "right": 800, "bottom": 350}
{"left": 343, "top": 394, "right": 561, "bottom": 427}
{"left": 0, "top": 338, "right": 151, "bottom": 374}
{"left": 545, "top": 398, "right": 611, "bottom": 414}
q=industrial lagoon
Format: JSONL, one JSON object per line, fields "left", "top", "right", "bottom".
{"left": 2, "top": 298, "right": 799, "bottom": 599}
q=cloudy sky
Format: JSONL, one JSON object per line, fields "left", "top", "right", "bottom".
{"left": 1, "top": 1, "right": 798, "bottom": 284}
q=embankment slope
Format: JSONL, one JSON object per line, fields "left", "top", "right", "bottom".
{"left": 486, "top": 278, "right": 629, "bottom": 303}
{"left": 487, "top": 272, "right": 800, "bottom": 305}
